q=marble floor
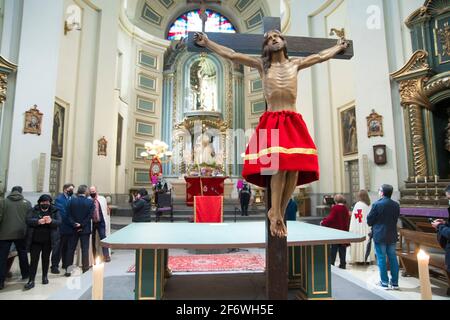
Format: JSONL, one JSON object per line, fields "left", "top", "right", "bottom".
{"left": 1, "top": 248, "right": 448, "bottom": 300}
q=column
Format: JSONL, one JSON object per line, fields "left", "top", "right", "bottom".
{"left": 407, "top": 104, "right": 428, "bottom": 177}
{"left": 7, "top": 0, "right": 63, "bottom": 195}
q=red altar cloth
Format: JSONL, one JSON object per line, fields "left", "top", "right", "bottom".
{"left": 194, "top": 196, "right": 223, "bottom": 223}
{"left": 184, "top": 176, "right": 228, "bottom": 206}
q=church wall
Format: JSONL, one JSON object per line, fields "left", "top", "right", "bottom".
{"left": 6, "top": 0, "right": 64, "bottom": 199}
{"left": 119, "top": 9, "right": 170, "bottom": 191}
{"left": 0, "top": 0, "right": 22, "bottom": 195}
{"left": 348, "top": 0, "right": 401, "bottom": 199}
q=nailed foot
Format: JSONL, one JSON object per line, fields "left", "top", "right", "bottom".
{"left": 268, "top": 209, "right": 287, "bottom": 238}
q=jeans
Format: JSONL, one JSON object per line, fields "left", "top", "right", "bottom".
{"left": 0, "top": 239, "right": 29, "bottom": 283}
{"left": 374, "top": 242, "right": 399, "bottom": 286}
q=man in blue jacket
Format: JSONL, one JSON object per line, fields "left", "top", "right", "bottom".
{"left": 431, "top": 184, "right": 450, "bottom": 296}
{"left": 65, "top": 185, "right": 94, "bottom": 275}
{"left": 51, "top": 183, "right": 74, "bottom": 274}
{"left": 367, "top": 184, "right": 400, "bottom": 290}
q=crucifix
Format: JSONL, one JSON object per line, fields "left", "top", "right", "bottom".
{"left": 187, "top": 0, "right": 221, "bottom": 32}
{"left": 188, "top": 17, "right": 353, "bottom": 299}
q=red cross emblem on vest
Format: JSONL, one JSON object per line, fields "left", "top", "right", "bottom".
{"left": 354, "top": 209, "right": 363, "bottom": 223}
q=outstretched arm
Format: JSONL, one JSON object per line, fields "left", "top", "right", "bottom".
{"left": 295, "top": 38, "right": 349, "bottom": 70}
{"left": 194, "top": 32, "right": 262, "bottom": 72}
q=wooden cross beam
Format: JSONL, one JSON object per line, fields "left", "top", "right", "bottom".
{"left": 187, "top": 17, "right": 354, "bottom": 60}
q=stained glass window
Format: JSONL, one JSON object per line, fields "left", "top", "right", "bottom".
{"left": 167, "top": 10, "right": 236, "bottom": 40}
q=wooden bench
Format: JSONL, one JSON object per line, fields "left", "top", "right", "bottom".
{"left": 397, "top": 229, "right": 449, "bottom": 289}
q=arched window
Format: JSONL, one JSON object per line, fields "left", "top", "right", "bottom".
{"left": 167, "top": 10, "right": 236, "bottom": 40}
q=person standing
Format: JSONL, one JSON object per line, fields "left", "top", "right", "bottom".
{"left": 349, "top": 190, "right": 375, "bottom": 264}
{"left": 24, "top": 195, "right": 61, "bottom": 290}
{"left": 51, "top": 183, "right": 74, "bottom": 274}
{"left": 367, "top": 184, "right": 400, "bottom": 290}
{"left": 0, "top": 186, "right": 31, "bottom": 290}
{"left": 89, "top": 186, "right": 111, "bottom": 262}
{"left": 65, "top": 185, "right": 94, "bottom": 275}
{"left": 131, "top": 188, "right": 151, "bottom": 223}
{"left": 431, "top": 184, "right": 450, "bottom": 296}
{"left": 321, "top": 194, "right": 350, "bottom": 269}
{"left": 239, "top": 182, "right": 251, "bottom": 216}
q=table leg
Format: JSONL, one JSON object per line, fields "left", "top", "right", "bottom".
{"left": 297, "top": 245, "right": 332, "bottom": 300}
{"left": 134, "top": 249, "right": 165, "bottom": 300}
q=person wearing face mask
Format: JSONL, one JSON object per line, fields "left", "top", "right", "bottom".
{"left": 131, "top": 189, "right": 151, "bottom": 223}
{"left": 51, "top": 183, "right": 74, "bottom": 274}
{"left": 24, "top": 194, "right": 61, "bottom": 290}
{"left": 88, "top": 186, "right": 111, "bottom": 262}
{"left": 367, "top": 184, "right": 400, "bottom": 290}
{"left": 431, "top": 184, "right": 450, "bottom": 296}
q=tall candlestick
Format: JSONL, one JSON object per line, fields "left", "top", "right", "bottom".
{"left": 92, "top": 256, "right": 104, "bottom": 300}
{"left": 417, "top": 249, "right": 432, "bottom": 300}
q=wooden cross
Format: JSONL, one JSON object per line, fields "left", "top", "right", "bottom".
{"left": 187, "top": 17, "right": 353, "bottom": 300}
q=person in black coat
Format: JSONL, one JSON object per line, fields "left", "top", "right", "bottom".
{"left": 239, "top": 182, "right": 251, "bottom": 216}
{"left": 367, "top": 184, "right": 400, "bottom": 290}
{"left": 131, "top": 189, "right": 151, "bottom": 222}
{"left": 24, "top": 194, "right": 61, "bottom": 290}
{"left": 431, "top": 184, "right": 450, "bottom": 296}
{"left": 65, "top": 185, "right": 94, "bottom": 275}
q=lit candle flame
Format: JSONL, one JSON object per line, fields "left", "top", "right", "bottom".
{"left": 417, "top": 249, "right": 429, "bottom": 260}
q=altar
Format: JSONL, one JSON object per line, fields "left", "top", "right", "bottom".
{"left": 184, "top": 176, "right": 228, "bottom": 206}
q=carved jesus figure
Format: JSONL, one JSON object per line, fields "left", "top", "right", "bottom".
{"left": 195, "top": 30, "right": 348, "bottom": 237}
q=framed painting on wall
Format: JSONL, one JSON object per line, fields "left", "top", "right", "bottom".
{"left": 340, "top": 106, "right": 358, "bottom": 156}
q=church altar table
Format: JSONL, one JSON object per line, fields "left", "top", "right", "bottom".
{"left": 102, "top": 221, "right": 365, "bottom": 300}
{"left": 194, "top": 196, "right": 223, "bottom": 223}
{"left": 184, "top": 176, "right": 228, "bottom": 206}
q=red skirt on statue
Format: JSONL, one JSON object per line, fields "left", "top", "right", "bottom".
{"left": 242, "top": 110, "right": 320, "bottom": 188}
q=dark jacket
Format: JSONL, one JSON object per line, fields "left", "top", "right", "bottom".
{"left": 131, "top": 195, "right": 151, "bottom": 222}
{"left": 67, "top": 195, "right": 94, "bottom": 234}
{"left": 26, "top": 205, "right": 61, "bottom": 251}
{"left": 0, "top": 191, "right": 32, "bottom": 240}
{"left": 367, "top": 197, "right": 400, "bottom": 244}
{"left": 54, "top": 193, "right": 73, "bottom": 235}
{"left": 322, "top": 204, "right": 350, "bottom": 231}
{"left": 437, "top": 221, "right": 450, "bottom": 272}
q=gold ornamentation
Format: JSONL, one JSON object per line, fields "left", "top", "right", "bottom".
{"left": 97, "top": 136, "right": 107, "bottom": 156}
{"left": 424, "top": 73, "right": 450, "bottom": 97}
{"left": 329, "top": 28, "right": 345, "bottom": 39}
{"left": 23, "top": 105, "right": 43, "bottom": 136}
{"left": 0, "top": 74, "right": 7, "bottom": 103}
{"left": 408, "top": 104, "right": 428, "bottom": 177}
{"left": 391, "top": 50, "right": 432, "bottom": 109}
{"left": 244, "top": 146, "right": 318, "bottom": 161}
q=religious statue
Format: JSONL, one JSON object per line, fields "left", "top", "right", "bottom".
{"left": 190, "top": 58, "right": 217, "bottom": 111}
{"left": 195, "top": 30, "right": 349, "bottom": 237}
{"left": 194, "top": 133, "right": 216, "bottom": 165}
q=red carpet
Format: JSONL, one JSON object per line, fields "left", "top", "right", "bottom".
{"left": 127, "top": 253, "right": 265, "bottom": 273}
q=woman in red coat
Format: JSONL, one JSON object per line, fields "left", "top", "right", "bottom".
{"left": 321, "top": 194, "right": 350, "bottom": 269}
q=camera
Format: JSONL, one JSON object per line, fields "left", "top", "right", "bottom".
{"left": 428, "top": 218, "right": 434, "bottom": 223}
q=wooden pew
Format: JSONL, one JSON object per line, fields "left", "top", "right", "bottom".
{"left": 397, "top": 229, "right": 449, "bottom": 289}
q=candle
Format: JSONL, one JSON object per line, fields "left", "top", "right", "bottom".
{"left": 92, "top": 256, "right": 104, "bottom": 300}
{"left": 434, "top": 175, "right": 438, "bottom": 184}
{"left": 415, "top": 176, "right": 418, "bottom": 184}
{"left": 424, "top": 176, "right": 427, "bottom": 184}
{"left": 417, "top": 249, "right": 432, "bottom": 300}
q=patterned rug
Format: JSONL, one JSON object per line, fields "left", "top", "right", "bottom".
{"left": 127, "top": 253, "right": 265, "bottom": 273}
